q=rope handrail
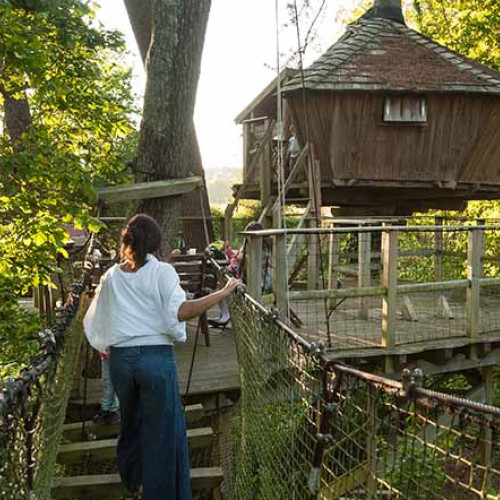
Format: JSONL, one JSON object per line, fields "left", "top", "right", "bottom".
{"left": 0, "top": 236, "right": 96, "bottom": 498}
{"left": 0, "top": 246, "right": 95, "bottom": 418}
{"left": 239, "top": 223, "right": 500, "bottom": 237}
{"left": 208, "top": 252, "right": 500, "bottom": 416}
{"left": 209, "top": 253, "right": 500, "bottom": 499}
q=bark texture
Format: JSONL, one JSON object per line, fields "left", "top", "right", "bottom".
{"left": 1, "top": 90, "right": 32, "bottom": 144}
{"left": 125, "top": 0, "right": 213, "bottom": 252}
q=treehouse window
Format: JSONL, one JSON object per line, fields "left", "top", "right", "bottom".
{"left": 383, "top": 95, "right": 427, "bottom": 123}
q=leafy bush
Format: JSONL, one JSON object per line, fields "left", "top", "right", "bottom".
{"left": 0, "top": 283, "right": 40, "bottom": 378}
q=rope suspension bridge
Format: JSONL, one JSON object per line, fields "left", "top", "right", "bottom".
{"left": 3, "top": 224, "right": 500, "bottom": 498}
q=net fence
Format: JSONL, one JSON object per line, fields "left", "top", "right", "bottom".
{"left": 219, "top": 280, "right": 500, "bottom": 500}
{"left": 249, "top": 221, "right": 500, "bottom": 351}
{"left": 0, "top": 254, "right": 94, "bottom": 500}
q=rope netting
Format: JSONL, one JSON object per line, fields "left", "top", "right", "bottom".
{"left": 0, "top": 257, "right": 94, "bottom": 500}
{"left": 216, "top": 261, "right": 500, "bottom": 499}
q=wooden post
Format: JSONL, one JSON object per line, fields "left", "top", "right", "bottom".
{"left": 365, "top": 385, "right": 377, "bottom": 495}
{"left": 480, "top": 367, "right": 493, "bottom": 468}
{"left": 33, "top": 286, "right": 39, "bottom": 309}
{"left": 243, "top": 122, "right": 250, "bottom": 174}
{"left": 381, "top": 229, "right": 398, "bottom": 373}
{"left": 434, "top": 216, "right": 443, "bottom": 282}
{"left": 307, "top": 221, "right": 318, "bottom": 291}
{"left": 224, "top": 203, "right": 234, "bottom": 242}
{"left": 44, "top": 286, "right": 53, "bottom": 324}
{"left": 307, "top": 143, "right": 321, "bottom": 291}
{"left": 246, "top": 235, "right": 263, "bottom": 302}
{"left": 272, "top": 203, "right": 282, "bottom": 230}
{"left": 260, "top": 119, "right": 272, "bottom": 207}
{"left": 358, "top": 228, "right": 371, "bottom": 320}
{"left": 328, "top": 224, "right": 340, "bottom": 309}
{"left": 38, "top": 285, "right": 45, "bottom": 318}
{"left": 273, "top": 233, "right": 288, "bottom": 317}
{"left": 466, "top": 227, "right": 483, "bottom": 340}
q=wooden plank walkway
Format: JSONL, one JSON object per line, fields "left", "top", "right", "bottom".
{"left": 177, "top": 319, "right": 240, "bottom": 397}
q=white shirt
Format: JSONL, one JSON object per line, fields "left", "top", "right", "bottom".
{"left": 287, "top": 135, "right": 301, "bottom": 158}
{"left": 83, "top": 254, "right": 187, "bottom": 352}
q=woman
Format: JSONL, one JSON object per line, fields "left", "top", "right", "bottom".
{"left": 84, "top": 214, "right": 239, "bottom": 499}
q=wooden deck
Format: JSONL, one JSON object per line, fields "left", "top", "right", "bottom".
{"left": 176, "top": 319, "right": 240, "bottom": 397}
{"left": 71, "top": 317, "right": 239, "bottom": 408}
{"left": 290, "top": 291, "right": 500, "bottom": 354}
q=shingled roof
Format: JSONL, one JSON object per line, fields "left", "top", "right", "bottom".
{"left": 283, "top": 16, "right": 500, "bottom": 95}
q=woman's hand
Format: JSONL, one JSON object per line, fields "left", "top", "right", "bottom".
{"left": 222, "top": 277, "right": 240, "bottom": 297}
{"left": 177, "top": 277, "right": 242, "bottom": 322}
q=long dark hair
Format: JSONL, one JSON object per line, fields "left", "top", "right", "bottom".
{"left": 120, "top": 214, "right": 162, "bottom": 270}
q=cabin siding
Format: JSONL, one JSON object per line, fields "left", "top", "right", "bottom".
{"left": 286, "top": 92, "right": 500, "bottom": 184}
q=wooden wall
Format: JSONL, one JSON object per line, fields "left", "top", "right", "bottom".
{"left": 286, "top": 92, "right": 500, "bottom": 184}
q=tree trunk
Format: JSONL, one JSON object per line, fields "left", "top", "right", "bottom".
{"left": 125, "top": 0, "right": 213, "bottom": 252}
{"left": 2, "top": 91, "right": 32, "bottom": 143}
{"left": 134, "top": 0, "right": 212, "bottom": 254}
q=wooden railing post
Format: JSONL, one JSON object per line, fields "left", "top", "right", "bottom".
{"left": 246, "top": 235, "right": 263, "bottom": 302}
{"left": 306, "top": 143, "right": 321, "bottom": 291}
{"left": 328, "top": 224, "right": 340, "bottom": 309}
{"left": 466, "top": 227, "right": 483, "bottom": 340}
{"left": 273, "top": 233, "right": 288, "bottom": 316}
{"left": 260, "top": 118, "right": 272, "bottom": 206}
{"left": 307, "top": 221, "right": 318, "bottom": 291}
{"left": 224, "top": 203, "right": 234, "bottom": 242}
{"left": 358, "top": 228, "right": 371, "bottom": 320}
{"left": 434, "top": 216, "right": 443, "bottom": 282}
{"left": 381, "top": 228, "right": 398, "bottom": 372}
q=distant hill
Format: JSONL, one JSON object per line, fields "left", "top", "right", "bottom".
{"left": 205, "top": 165, "right": 242, "bottom": 206}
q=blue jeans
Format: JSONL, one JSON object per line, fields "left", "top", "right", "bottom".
{"left": 109, "top": 345, "right": 190, "bottom": 500}
{"left": 100, "top": 357, "right": 119, "bottom": 412}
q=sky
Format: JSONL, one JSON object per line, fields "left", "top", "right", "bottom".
{"left": 95, "top": 0, "right": 353, "bottom": 171}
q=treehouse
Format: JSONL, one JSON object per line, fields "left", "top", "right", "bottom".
{"left": 231, "top": 0, "right": 500, "bottom": 219}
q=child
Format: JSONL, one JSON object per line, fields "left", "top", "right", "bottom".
{"left": 92, "top": 352, "right": 120, "bottom": 424}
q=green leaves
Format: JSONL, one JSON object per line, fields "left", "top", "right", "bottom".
{"left": 0, "top": 0, "right": 136, "bottom": 296}
{"left": 413, "top": 0, "right": 500, "bottom": 71}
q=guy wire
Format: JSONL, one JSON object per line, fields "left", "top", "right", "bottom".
{"left": 292, "top": 0, "right": 332, "bottom": 347}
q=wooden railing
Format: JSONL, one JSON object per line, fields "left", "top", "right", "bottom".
{"left": 241, "top": 223, "right": 500, "bottom": 361}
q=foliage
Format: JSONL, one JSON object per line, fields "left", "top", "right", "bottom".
{"left": 0, "top": 0, "right": 136, "bottom": 369}
{"left": 0, "top": 0, "right": 136, "bottom": 294}
{"left": 0, "top": 285, "right": 39, "bottom": 378}
{"left": 413, "top": 0, "right": 500, "bottom": 71}
{"left": 231, "top": 401, "right": 306, "bottom": 500}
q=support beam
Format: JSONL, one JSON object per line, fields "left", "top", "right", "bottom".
{"left": 246, "top": 236, "right": 263, "bottom": 301}
{"left": 358, "top": 230, "right": 371, "bottom": 320}
{"left": 480, "top": 367, "right": 494, "bottom": 467}
{"left": 437, "top": 295, "right": 454, "bottom": 319}
{"left": 466, "top": 228, "right": 483, "bottom": 339}
{"left": 273, "top": 233, "right": 288, "bottom": 318}
{"left": 401, "top": 295, "right": 418, "bottom": 322}
{"left": 97, "top": 176, "right": 202, "bottom": 203}
{"left": 382, "top": 229, "right": 398, "bottom": 371}
{"left": 260, "top": 118, "right": 272, "bottom": 206}
{"left": 307, "top": 143, "right": 321, "bottom": 291}
{"left": 434, "top": 216, "right": 443, "bottom": 281}
{"left": 328, "top": 224, "right": 341, "bottom": 310}
{"left": 224, "top": 119, "right": 276, "bottom": 240}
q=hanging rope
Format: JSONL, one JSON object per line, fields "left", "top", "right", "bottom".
{"left": 184, "top": 185, "right": 213, "bottom": 402}
{"left": 291, "top": 0, "right": 333, "bottom": 347}
{"left": 274, "top": 0, "right": 292, "bottom": 322}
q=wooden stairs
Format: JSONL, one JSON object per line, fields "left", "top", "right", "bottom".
{"left": 52, "top": 404, "right": 223, "bottom": 499}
